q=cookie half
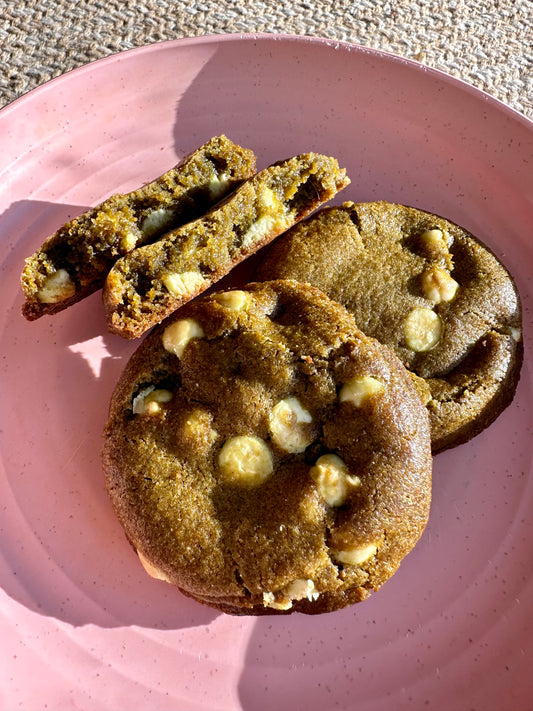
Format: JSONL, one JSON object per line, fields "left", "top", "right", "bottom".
{"left": 103, "top": 153, "right": 349, "bottom": 338}
{"left": 103, "top": 279, "right": 432, "bottom": 615}
{"left": 21, "top": 135, "right": 256, "bottom": 319}
{"left": 255, "top": 202, "right": 523, "bottom": 452}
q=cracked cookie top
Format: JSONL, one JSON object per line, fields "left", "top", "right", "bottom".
{"left": 102, "top": 279, "right": 432, "bottom": 615}
{"left": 255, "top": 202, "right": 523, "bottom": 452}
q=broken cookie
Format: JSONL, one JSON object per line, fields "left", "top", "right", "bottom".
{"left": 21, "top": 135, "right": 256, "bottom": 319}
{"left": 103, "top": 152, "right": 350, "bottom": 338}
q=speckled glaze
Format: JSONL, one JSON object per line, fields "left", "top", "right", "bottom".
{"left": 1, "top": 34, "right": 532, "bottom": 711}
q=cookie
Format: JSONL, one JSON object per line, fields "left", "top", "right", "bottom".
{"left": 103, "top": 152, "right": 350, "bottom": 339}
{"left": 102, "top": 279, "right": 432, "bottom": 615}
{"left": 21, "top": 135, "right": 256, "bottom": 319}
{"left": 255, "top": 202, "right": 523, "bottom": 452}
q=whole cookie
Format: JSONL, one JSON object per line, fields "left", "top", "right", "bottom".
{"left": 255, "top": 202, "right": 523, "bottom": 453}
{"left": 103, "top": 279, "right": 432, "bottom": 615}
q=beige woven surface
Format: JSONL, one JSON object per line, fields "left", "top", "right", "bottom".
{"left": 1, "top": 0, "right": 532, "bottom": 118}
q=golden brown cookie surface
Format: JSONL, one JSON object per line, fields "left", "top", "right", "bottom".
{"left": 255, "top": 202, "right": 523, "bottom": 452}
{"left": 103, "top": 280, "right": 432, "bottom": 615}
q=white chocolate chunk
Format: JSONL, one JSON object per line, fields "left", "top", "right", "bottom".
{"left": 285, "top": 578, "right": 320, "bottom": 602}
{"left": 162, "top": 318, "right": 205, "bottom": 357}
{"left": 309, "top": 453, "right": 361, "bottom": 507}
{"left": 421, "top": 265, "right": 459, "bottom": 303}
{"left": 241, "top": 214, "right": 280, "bottom": 249}
{"left": 162, "top": 270, "right": 206, "bottom": 298}
{"left": 404, "top": 307, "right": 443, "bottom": 352}
{"left": 269, "top": 397, "right": 313, "bottom": 453}
{"left": 262, "top": 578, "right": 319, "bottom": 610}
{"left": 332, "top": 542, "right": 377, "bottom": 566}
{"left": 510, "top": 327, "right": 522, "bottom": 342}
{"left": 241, "top": 187, "right": 288, "bottom": 248}
{"left": 141, "top": 208, "right": 175, "bottom": 238}
{"left": 132, "top": 386, "right": 173, "bottom": 415}
{"left": 207, "top": 172, "right": 230, "bottom": 199}
{"left": 260, "top": 186, "right": 282, "bottom": 209}
{"left": 137, "top": 550, "right": 171, "bottom": 583}
{"left": 339, "top": 376, "right": 385, "bottom": 407}
{"left": 218, "top": 435, "right": 273, "bottom": 486}
{"left": 212, "top": 290, "right": 251, "bottom": 311}
{"left": 262, "top": 591, "right": 282, "bottom": 608}
{"left": 37, "top": 269, "right": 76, "bottom": 303}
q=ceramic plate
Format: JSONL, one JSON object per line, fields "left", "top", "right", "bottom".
{"left": 1, "top": 34, "right": 532, "bottom": 711}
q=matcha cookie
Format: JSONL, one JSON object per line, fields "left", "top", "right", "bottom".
{"left": 103, "top": 152, "right": 349, "bottom": 338}
{"left": 103, "top": 279, "right": 432, "bottom": 615}
{"left": 255, "top": 202, "right": 523, "bottom": 452}
{"left": 21, "top": 135, "right": 256, "bottom": 319}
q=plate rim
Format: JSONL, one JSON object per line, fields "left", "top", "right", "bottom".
{"left": 1, "top": 28, "right": 532, "bottom": 711}
{"left": 1, "top": 32, "right": 532, "bottom": 129}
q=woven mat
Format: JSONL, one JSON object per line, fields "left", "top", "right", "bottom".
{"left": 1, "top": 0, "right": 531, "bottom": 119}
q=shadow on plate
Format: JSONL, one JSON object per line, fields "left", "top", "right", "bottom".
{"left": 0, "top": 199, "right": 218, "bottom": 629}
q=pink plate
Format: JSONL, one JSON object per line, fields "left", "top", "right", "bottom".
{"left": 1, "top": 34, "right": 532, "bottom": 711}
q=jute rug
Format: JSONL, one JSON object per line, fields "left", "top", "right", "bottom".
{"left": 1, "top": 0, "right": 531, "bottom": 118}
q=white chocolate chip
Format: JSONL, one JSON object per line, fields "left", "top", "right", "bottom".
{"left": 262, "top": 578, "right": 319, "bottom": 610}
{"left": 132, "top": 386, "right": 173, "bottom": 415}
{"left": 141, "top": 208, "right": 175, "bottom": 238}
{"left": 161, "top": 318, "right": 204, "bottom": 358}
{"left": 137, "top": 550, "right": 171, "bottom": 583}
{"left": 332, "top": 542, "right": 377, "bottom": 566}
{"left": 218, "top": 435, "right": 273, "bottom": 486}
{"left": 162, "top": 270, "right": 206, "bottom": 298}
{"left": 419, "top": 228, "right": 449, "bottom": 253}
{"left": 510, "top": 327, "right": 522, "bottom": 342}
{"left": 309, "top": 453, "right": 361, "bottom": 507}
{"left": 37, "top": 269, "right": 76, "bottom": 303}
{"left": 269, "top": 397, "right": 313, "bottom": 453}
{"left": 339, "top": 376, "right": 385, "bottom": 407}
{"left": 421, "top": 265, "right": 459, "bottom": 303}
{"left": 417, "top": 228, "right": 453, "bottom": 268}
{"left": 212, "top": 290, "right": 251, "bottom": 311}
{"left": 404, "top": 307, "right": 443, "bottom": 352}
{"left": 420, "top": 228, "right": 445, "bottom": 242}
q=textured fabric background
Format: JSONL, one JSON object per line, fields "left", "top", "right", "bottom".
{"left": 1, "top": 0, "right": 532, "bottom": 118}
